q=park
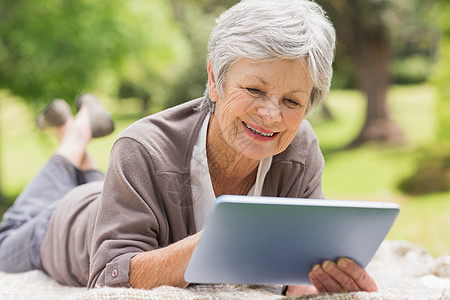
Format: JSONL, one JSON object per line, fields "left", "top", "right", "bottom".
{"left": 0, "top": 0, "right": 449, "bottom": 299}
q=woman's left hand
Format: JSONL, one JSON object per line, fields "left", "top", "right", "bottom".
{"left": 286, "top": 257, "right": 378, "bottom": 296}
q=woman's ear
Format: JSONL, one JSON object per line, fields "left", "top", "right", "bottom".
{"left": 207, "top": 60, "right": 219, "bottom": 103}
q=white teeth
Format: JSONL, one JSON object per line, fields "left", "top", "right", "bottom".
{"left": 243, "top": 122, "right": 274, "bottom": 137}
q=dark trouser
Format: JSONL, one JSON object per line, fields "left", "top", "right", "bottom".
{"left": 0, "top": 155, "right": 104, "bottom": 272}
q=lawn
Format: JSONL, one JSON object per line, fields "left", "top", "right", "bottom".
{"left": 1, "top": 84, "right": 449, "bottom": 257}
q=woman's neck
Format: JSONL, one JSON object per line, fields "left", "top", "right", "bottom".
{"left": 206, "top": 128, "right": 259, "bottom": 197}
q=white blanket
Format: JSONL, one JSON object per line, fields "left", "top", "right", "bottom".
{"left": 0, "top": 240, "right": 449, "bottom": 300}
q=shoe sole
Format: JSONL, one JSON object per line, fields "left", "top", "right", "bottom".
{"left": 75, "top": 94, "right": 115, "bottom": 138}
{"left": 36, "top": 99, "right": 72, "bottom": 130}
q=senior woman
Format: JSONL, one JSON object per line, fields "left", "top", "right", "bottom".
{"left": 0, "top": 0, "right": 377, "bottom": 296}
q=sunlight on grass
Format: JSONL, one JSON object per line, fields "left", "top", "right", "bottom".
{"left": 308, "top": 89, "right": 365, "bottom": 148}
{"left": 387, "top": 193, "right": 450, "bottom": 257}
{"left": 321, "top": 147, "right": 416, "bottom": 199}
{"left": 389, "top": 84, "right": 437, "bottom": 145}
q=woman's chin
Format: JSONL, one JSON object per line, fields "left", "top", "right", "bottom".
{"left": 239, "top": 147, "right": 275, "bottom": 161}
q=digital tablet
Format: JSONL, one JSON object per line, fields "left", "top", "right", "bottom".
{"left": 184, "top": 195, "right": 399, "bottom": 285}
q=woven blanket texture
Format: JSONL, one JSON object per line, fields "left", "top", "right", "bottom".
{"left": 0, "top": 240, "right": 448, "bottom": 300}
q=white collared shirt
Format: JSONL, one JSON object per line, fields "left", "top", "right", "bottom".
{"left": 190, "top": 114, "right": 273, "bottom": 231}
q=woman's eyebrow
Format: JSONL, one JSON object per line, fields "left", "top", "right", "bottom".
{"left": 289, "top": 88, "right": 308, "bottom": 94}
{"left": 255, "top": 76, "right": 269, "bottom": 86}
{"left": 245, "top": 75, "right": 308, "bottom": 94}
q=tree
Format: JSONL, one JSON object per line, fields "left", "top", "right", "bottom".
{"left": 316, "top": 0, "right": 416, "bottom": 146}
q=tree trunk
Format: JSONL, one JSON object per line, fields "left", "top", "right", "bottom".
{"left": 316, "top": 0, "right": 406, "bottom": 147}
{"left": 141, "top": 96, "right": 150, "bottom": 114}
{"left": 321, "top": 103, "right": 334, "bottom": 121}
{"left": 348, "top": 29, "right": 405, "bottom": 147}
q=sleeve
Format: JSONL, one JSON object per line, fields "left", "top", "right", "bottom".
{"left": 300, "top": 137, "right": 325, "bottom": 199}
{"left": 88, "top": 137, "right": 164, "bottom": 288}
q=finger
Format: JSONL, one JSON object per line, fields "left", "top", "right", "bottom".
{"left": 309, "top": 272, "right": 327, "bottom": 294}
{"left": 337, "top": 258, "right": 378, "bottom": 292}
{"left": 321, "top": 260, "right": 360, "bottom": 292}
{"left": 285, "top": 285, "right": 318, "bottom": 296}
{"left": 310, "top": 263, "right": 342, "bottom": 293}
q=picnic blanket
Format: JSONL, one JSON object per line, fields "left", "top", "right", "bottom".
{"left": 0, "top": 240, "right": 448, "bottom": 300}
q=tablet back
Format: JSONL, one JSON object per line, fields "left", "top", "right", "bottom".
{"left": 185, "top": 195, "right": 399, "bottom": 285}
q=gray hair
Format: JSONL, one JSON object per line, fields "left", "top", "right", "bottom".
{"left": 198, "top": 0, "right": 336, "bottom": 114}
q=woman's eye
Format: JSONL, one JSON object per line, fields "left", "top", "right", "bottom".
{"left": 285, "top": 98, "right": 300, "bottom": 107}
{"left": 246, "top": 88, "right": 261, "bottom": 94}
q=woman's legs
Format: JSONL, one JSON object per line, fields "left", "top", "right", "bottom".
{"left": 0, "top": 99, "right": 108, "bottom": 272}
{"left": 0, "top": 155, "right": 104, "bottom": 272}
{"left": 54, "top": 103, "right": 96, "bottom": 170}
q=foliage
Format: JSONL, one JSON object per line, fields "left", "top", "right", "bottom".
{"left": 434, "top": 40, "right": 450, "bottom": 144}
{"left": 390, "top": 55, "right": 433, "bottom": 84}
{"left": 0, "top": 0, "right": 119, "bottom": 103}
{"left": 387, "top": 0, "right": 439, "bottom": 84}
{"left": 164, "top": 2, "right": 215, "bottom": 108}
{"left": 397, "top": 0, "right": 450, "bottom": 195}
{"left": 398, "top": 145, "right": 450, "bottom": 195}
{"left": 117, "top": 0, "right": 191, "bottom": 113}
{"left": 325, "top": 0, "right": 438, "bottom": 88}
{"left": 0, "top": 0, "right": 189, "bottom": 110}
{"left": 164, "top": 0, "right": 238, "bottom": 108}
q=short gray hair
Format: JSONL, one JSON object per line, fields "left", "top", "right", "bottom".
{"left": 198, "top": 0, "right": 336, "bottom": 114}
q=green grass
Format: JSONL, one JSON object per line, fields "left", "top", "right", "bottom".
{"left": 321, "top": 146, "right": 416, "bottom": 199}
{"left": 386, "top": 192, "right": 450, "bottom": 257}
{"left": 1, "top": 84, "right": 449, "bottom": 257}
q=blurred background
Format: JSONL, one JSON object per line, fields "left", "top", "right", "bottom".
{"left": 0, "top": 0, "right": 449, "bottom": 257}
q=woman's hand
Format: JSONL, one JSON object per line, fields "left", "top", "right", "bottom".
{"left": 286, "top": 257, "right": 377, "bottom": 296}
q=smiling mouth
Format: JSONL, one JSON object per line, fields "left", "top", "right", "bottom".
{"left": 243, "top": 121, "right": 277, "bottom": 137}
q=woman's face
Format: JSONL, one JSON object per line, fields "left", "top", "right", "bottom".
{"left": 208, "top": 59, "right": 313, "bottom": 161}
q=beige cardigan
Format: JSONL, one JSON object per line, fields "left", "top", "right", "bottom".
{"left": 40, "top": 98, "right": 325, "bottom": 288}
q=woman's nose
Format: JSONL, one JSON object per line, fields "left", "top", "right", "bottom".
{"left": 257, "top": 98, "right": 282, "bottom": 124}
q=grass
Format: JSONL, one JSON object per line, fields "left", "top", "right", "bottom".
{"left": 386, "top": 192, "right": 450, "bottom": 256}
{"left": 1, "top": 84, "right": 449, "bottom": 257}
